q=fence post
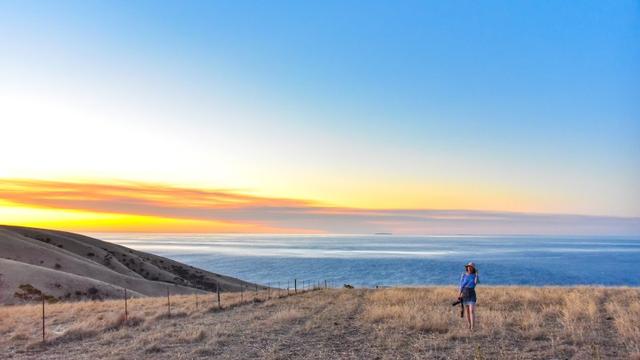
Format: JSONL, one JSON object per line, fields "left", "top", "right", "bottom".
{"left": 124, "top": 288, "right": 128, "bottom": 321}
{"left": 241, "top": 284, "right": 244, "bottom": 303}
{"left": 195, "top": 292, "right": 198, "bottom": 310}
{"left": 278, "top": 281, "right": 280, "bottom": 297}
{"left": 167, "top": 287, "right": 171, "bottom": 317}
{"left": 41, "top": 294, "right": 45, "bottom": 342}
{"left": 294, "top": 279, "right": 297, "bottom": 294}
{"left": 216, "top": 281, "right": 221, "bottom": 309}
{"left": 324, "top": 280, "right": 327, "bottom": 289}
{"left": 267, "top": 282, "right": 271, "bottom": 300}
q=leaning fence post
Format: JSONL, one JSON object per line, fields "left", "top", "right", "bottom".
{"left": 124, "top": 288, "right": 128, "bottom": 321}
{"left": 41, "top": 294, "right": 45, "bottom": 342}
{"left": 167, "top": 287, "right": 171, "bottom": 317}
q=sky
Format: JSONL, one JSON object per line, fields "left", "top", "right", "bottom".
{"left": 0, "top": 1, "right": 639, "bottom": 234}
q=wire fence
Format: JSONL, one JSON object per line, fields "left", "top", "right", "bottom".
{"left": 37, "top": 278, "right": 341, "bottom": 343}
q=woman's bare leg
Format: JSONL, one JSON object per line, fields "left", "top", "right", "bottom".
{"left": 468, "top": 304, "right": 475, "bottom": 331}
{"left": 465, "top": 305, "right": 471, "bottom": 329}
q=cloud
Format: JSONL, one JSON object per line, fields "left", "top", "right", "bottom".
{"left": 1, "top": 178, "right": 639, "bottom": 235}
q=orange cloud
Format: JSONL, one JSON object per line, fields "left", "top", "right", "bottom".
{"left": 0, "top": 178, "right": 639, "bottom": 235}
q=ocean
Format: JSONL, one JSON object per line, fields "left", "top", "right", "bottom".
{"left": 96, "top": 234, "right": 640, "bottom": 288}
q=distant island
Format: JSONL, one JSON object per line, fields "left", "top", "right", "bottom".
{"left": 374, "top": 232, "right": 393, "bottom": 235}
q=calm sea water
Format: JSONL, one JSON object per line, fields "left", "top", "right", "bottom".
{"left": 96, "top": 234, "right": 640, "bottom": 287}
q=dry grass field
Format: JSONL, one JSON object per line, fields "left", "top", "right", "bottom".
{"left": 1, "top": 286, "right": 639, "bottom": 359}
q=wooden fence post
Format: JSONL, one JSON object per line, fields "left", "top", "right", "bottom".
{"left": 195, "top": 292, "right": 198, "bottom": 310}
{"left": 216, "top": 281, "right": 221, "bottom": 309}
{"left": 241, "top": 284, "right": 244, "bottom": 303}
{"left": 124, "top": 288, "right": 128, "bottom": 321}
{"left": 167, "top": 287, "right": 171, "bottom": 317}
{"left": 294, "top": 279, "right": 297, "bottom": 294}
{"left": 41, "top": 294, "right": 45, "bottom": 342}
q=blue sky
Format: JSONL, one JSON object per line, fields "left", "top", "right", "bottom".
{"left": 0, "top": 1, "right": 638, "bottom": 233}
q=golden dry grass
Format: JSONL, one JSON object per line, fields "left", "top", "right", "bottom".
{"left": 1, "top": 286, "right": 638, "bottom": 359}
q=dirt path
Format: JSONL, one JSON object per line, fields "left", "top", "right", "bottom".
{"left": 208, "top": 289, "right": 373, "bottom": 359}
{"left": 272, "top": 289, "right": 374, "bottom": 359}
{"left": 314, "top": 289, "right": 376, "bottom": 359}
{"left": 217, "top": 290, "right": 338, "bottom": 359}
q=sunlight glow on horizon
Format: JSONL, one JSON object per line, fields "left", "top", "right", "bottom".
{"left": 0, "top": 1, "right": 638, "bottom": 234}
{"left": 0, "top": 178, "right": 638, "bottom": 235}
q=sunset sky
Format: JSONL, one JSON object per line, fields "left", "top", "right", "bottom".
{"left": 1, "top": 1, "right": 639, "bottom": 234}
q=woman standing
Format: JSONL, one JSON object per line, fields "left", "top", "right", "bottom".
{"left": 458, "top": 262, "right": 479, "bottom": 331}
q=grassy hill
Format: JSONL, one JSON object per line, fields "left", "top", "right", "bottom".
{"left": 1, "top": 286, "right": 639, "bottom": 359}
{"left": 0, "top": 225, "right": 263, "bottom": 304}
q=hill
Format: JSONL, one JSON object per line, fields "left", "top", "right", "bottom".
{"left": 0, "top": 225, "right": 263, "bottom": 304}
{"left": 1, "top": 287, "right": 638, "bottom": 359}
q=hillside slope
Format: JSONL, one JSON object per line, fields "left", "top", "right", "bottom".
{"left": 0, "top": 225, "right": 263, "bottom": 304}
